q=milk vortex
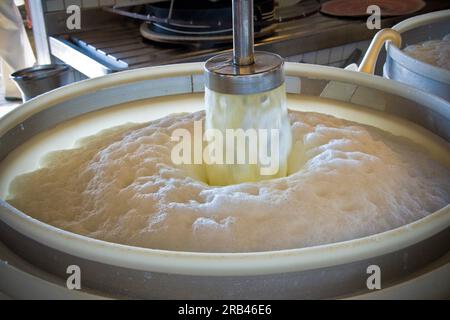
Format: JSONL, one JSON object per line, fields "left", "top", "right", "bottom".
{"left": 203, "top": 84, "right": 292, "bottom": 186}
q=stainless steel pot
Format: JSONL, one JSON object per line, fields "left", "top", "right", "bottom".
{"left": 383, "top": 10, "right": 450, "bottom": 101}
{"left": 10, "top": 64, "right": 72, "bottom": 102}
{"left": 0, "top": 63, "right": 448, "bottom": 299}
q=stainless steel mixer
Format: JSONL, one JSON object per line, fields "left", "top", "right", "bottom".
{"left": 204, "top": 0, "right": 284, "bottom": 95}
{"left": 203, "top": 0, "right": 291, "bottom": 185}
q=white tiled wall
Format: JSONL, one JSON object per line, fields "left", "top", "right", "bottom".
{"left": 45, "top": 0, "right": 65, "bottom": 12}
{"left": 81, "top": 0, "right": 98, "bottom": 8}
{"left": 64, "top": 0, "right": 81, "bottom": 7}
{"left": 329, "top": 46, "right": 344, "bottom": 64}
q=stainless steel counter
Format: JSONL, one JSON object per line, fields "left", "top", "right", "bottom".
{"left": 47, "top": 1, "right": 450, "bottom": 78}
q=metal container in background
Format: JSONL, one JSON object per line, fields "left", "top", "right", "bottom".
{"left": 383, "top": 10, "right": 450, "bottom": 101}
{"left": 10, "top": 64, "right": 72, "bottom": 101}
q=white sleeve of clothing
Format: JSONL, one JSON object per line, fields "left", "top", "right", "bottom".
{"left": 0, "top": 0, "right": 36, "bottom": 71}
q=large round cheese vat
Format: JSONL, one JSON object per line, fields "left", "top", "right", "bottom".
{"left": 0, "top": 63, "right": 449, "bottom": 299}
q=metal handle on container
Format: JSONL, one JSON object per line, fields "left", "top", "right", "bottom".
{"left": 233, "top": 0, "right": 255, "bottom": 66}
{"left": 358, "top": 28, "right": 402, "bottom": 74}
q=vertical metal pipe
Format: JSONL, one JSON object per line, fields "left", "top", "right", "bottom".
{"left": 232, "top": 0, "right": 255, "bottom": 66}
{"left": 28, "top": 0, "right": 51, "bottom": 64}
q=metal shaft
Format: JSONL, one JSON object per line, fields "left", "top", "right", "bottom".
{"left": 232, "top": 0, "right": 255, "bottom": 66}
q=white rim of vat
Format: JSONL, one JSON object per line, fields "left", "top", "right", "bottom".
{"left": 0, "top": 62, "right": 449, "bottom": 277}
{"left": 386, "top": 9, "right": 450, "bottom": 84}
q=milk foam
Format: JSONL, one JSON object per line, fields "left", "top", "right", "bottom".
{"left": 403, "top": 34, "right": 450, "bottom": 70}
{"left": 6, "top": 111, "right": 450, "bottom": 252}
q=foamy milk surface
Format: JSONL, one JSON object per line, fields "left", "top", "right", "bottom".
{"left": 403, "top": 34, "right": 450, "bottom": 70}
{"left": 1, "top": 94, "right": 449, "bottom": 252}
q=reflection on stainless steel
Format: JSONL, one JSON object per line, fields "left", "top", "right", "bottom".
{"left": 233, "top": 0, "right": 255, "bottom": 66}
{"left": 49, "top": 37, "right": 121, "bottom": 77}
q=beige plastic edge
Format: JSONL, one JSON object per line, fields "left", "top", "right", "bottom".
{"left": 0, "top": 62, "right": 449, "bottom": 277}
